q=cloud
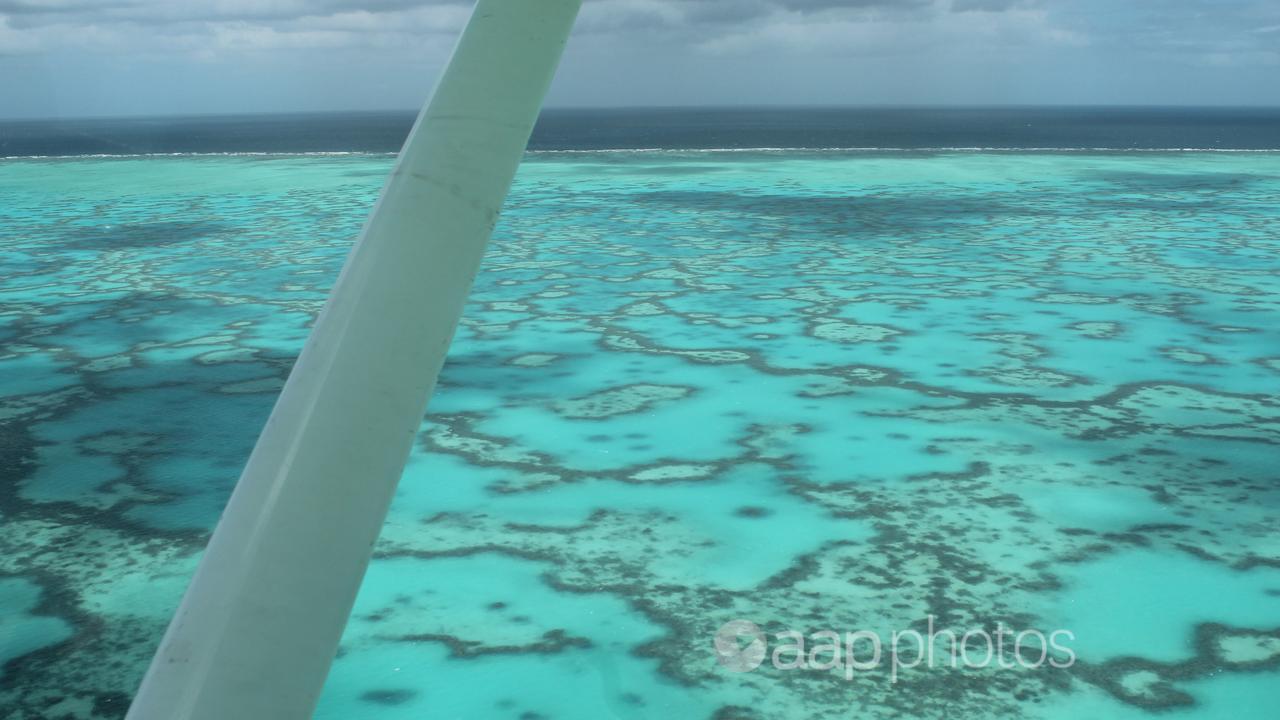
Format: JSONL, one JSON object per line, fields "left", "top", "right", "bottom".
{"left": 951, "top": 0, "right": 1030, "bottom": 12}
{"left": 0, "top": 0, "right": 1272, "bottom": 63}
{"left": 0, "top": 0, "right": 1277, "bottom": 115}
{"left": 0, "top": 0, "right": 938, "bottom": 56}
{"left": 0, "top": 0, "right": 961, "bottom": 38}
{"left": 0, "top": 0, "right": 475, "bottom": 55}
{"left": 0, "top": 0, "right": 132, "bottom": 14}
{"left": 1043, "top": 0, "right": 1278, "bottom": 65}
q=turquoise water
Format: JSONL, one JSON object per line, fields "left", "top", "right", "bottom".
{"left": 1, "top": 150, "right": 1278, "bottom": 718}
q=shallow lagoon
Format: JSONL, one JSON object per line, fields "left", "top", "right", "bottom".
{"left": 1, "top": 150, "right": 1278, "bottom": 718}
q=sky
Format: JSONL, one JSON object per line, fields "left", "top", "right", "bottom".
{"left": 1, "top": 0, "right": 1278, "bottom": 118}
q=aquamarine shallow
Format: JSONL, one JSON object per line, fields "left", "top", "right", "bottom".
{"left": 1, "top": 150, "right": 1278, "bottom": 719}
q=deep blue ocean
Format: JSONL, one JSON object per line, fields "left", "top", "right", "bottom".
{"left": 2, "top": 107, "right": 1280, "bottom": 155}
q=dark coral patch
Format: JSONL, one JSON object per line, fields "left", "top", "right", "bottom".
{"left": 359, "top": 688, "right": 418, "bottom": 706}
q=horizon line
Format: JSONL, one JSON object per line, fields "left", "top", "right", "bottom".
{"left": 3, "top": 103, "right": 1280, "bottom": 124}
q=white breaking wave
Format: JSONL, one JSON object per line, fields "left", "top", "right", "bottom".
{"left": 0, "top": 151, "right": 399, "bottom": 160}
{"left": 526, "top": 146, "right": 1280, "bottom": 154}
{"left": 3, "top": 147, "right": 1280, "bottom": 160}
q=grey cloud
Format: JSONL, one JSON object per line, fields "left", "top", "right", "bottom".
{"left": 1041, "top": 0, "right": 1280, "bottom": 56}
{"left": 3, "top": 0, "right": 1277, "bottom": 67}
{"left": 0, "top": 0, "right": 992, "bottom": 33}
{"left": 0, "top": 0, "right": 137, "bottom": 14}
{"left": 678, "top": 0, "right": 936, "bottom": 21}
{"left": 951, "top": 0, "right": 1029, "bottom": 12}
{"left": 3, "top": 0, "right": 1279, "bottom": 116}
{"left": 591, "top": 0, "right": 942, "bottom": 33}
{"left": 774, "top": 0, "right": 933, "bottom": 9}
{"left": 0, "top": 0, "right": 466, "bottom": 28}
